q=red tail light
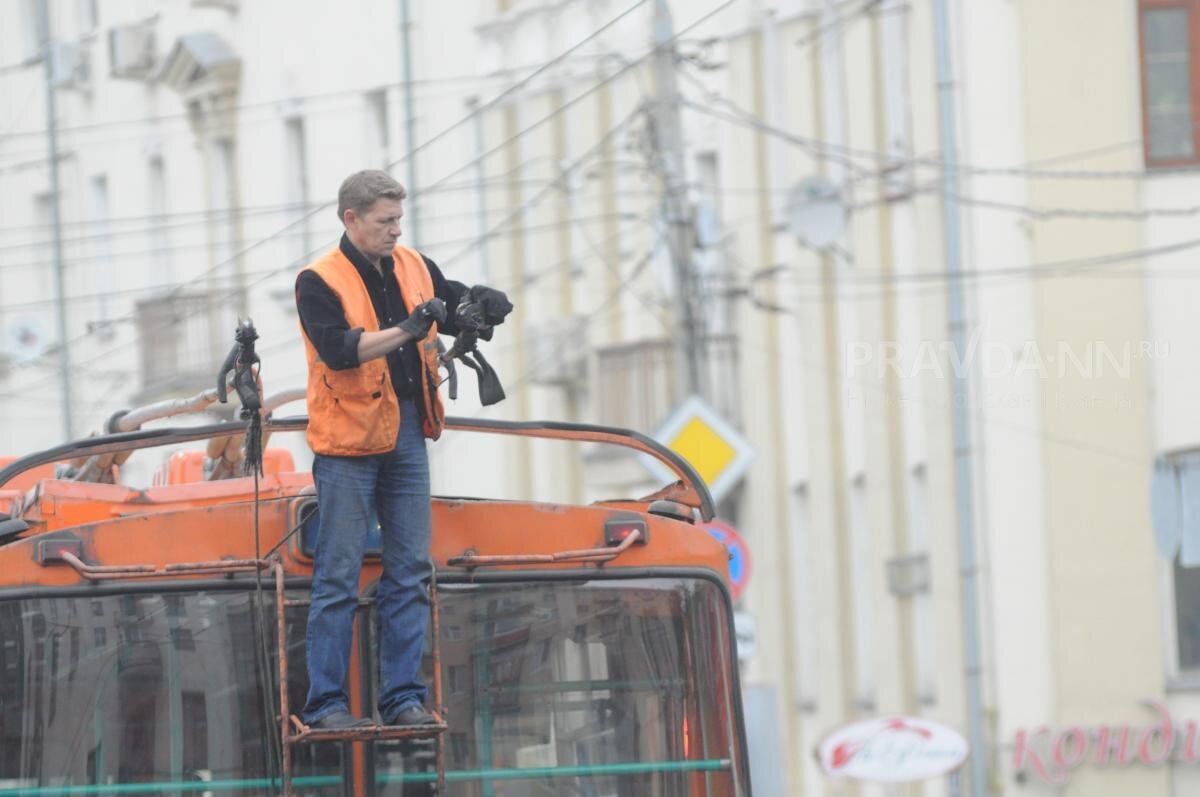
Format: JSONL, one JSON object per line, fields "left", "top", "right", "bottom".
{"left": 604, "top": 516, "right": 649, "bottom": 546}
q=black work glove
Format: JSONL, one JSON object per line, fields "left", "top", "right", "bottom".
{"left": 397, "top": 298, "right": 446, "bottom": 339}
{"left": 468, "top": 285, "right": 513, "bottom": 326}
{"left": 454, "top": 298, "right": 486, "bottom": 332}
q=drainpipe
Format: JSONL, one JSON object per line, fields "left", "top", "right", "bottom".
{"left": 932, "top": 1, "right": 988, "bottom": 795}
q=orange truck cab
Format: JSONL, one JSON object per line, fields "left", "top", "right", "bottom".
{"left": 0, "top": 415, "right": 751, "bottom": 796}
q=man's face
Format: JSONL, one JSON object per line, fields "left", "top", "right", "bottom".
{"left": 344, "top": 198, "right": 403, "bottom": 260}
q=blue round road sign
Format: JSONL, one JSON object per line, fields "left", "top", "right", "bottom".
{"left": 702, "top": 520, "right": 751, "bottom": 601}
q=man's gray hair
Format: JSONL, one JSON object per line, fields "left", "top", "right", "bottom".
{"left": 337, "top": 170, "right": 407, "bottom": 223}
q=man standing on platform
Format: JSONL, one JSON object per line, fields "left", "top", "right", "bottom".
{"left": 295, "top": 169, "right": 511, "bottom": 729}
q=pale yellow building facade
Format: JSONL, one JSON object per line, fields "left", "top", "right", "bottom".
{"left": 465, "top": 1, "right": 1200, "bottom": 795}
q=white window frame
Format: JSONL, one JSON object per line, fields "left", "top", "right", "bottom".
{"left": 789, "top": 482, "right": 820, "bottom": 713}
{"left": 364, "top": 89, "right": 391, "bottom": 169}
{"left": 87, "top": 174, "right": 114, "bottom": 337}
{"left": 1164, "top": 555, "right": 1200, "bottom": 688}
{"left": 849, "top": 473, "right": 875, "bottom": 708}
{"left": 284, "top": 117, "right": 311, "bottom": 261}
{"left": 907, "top": 462, "right": 937, "bottom": 705}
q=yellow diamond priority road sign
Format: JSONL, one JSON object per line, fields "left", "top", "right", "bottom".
{"left": 642, "top": 396, "right": 754, "bottom": 503}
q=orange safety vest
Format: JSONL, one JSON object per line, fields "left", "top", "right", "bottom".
{"left": 299, "top": 244, "right": 445, "bottom": 455}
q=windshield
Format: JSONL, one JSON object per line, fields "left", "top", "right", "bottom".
{"left": 0, "top": 589, "right": 341, "bottom": 796}
{"left": 369, "top": 576, "right": 746, "bottom": 796}
{"left": 0, "top": 576, "right": 746, "bottom": 796}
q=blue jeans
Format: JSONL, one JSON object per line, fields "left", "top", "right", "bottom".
{"left": 302, "top": 400, "right": 432, "bottom": 723}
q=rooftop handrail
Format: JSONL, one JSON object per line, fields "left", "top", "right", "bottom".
{"left": 58, "top": 550, "right": 271, "bottom": 581}
{"left": 0, "top": 414, "right": 714, "bottom": 521}
{"left": 448, "top": 527, "right": 643, "bottom": 568}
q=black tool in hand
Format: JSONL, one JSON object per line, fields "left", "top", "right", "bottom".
{"left": 439, "top": 287, "right": 509, "bottom": 406}
{"left": 217, "top": 318, "right": 264, "bottom": 474}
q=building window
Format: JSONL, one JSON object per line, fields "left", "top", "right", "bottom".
{"left": 171, "top": 627, "right": 196, "bottom": 651}
{"left": 77, "top": 0, "right": 98, "bottom": 35}
{"left": 693, "top": 151, "right": 723, "bottom": 253}
{"left": 135, "top": 291, "right": 239, "bottom": 397}
{"left": 1175, "top": 557, "right": 1200, "bottom": 669}
{"left": 88, "top": 175, "right": 114, "bottom": 336}
{"left": 848, "top": 474, "right": 875, "bottom": 708}
{"left": 907, "top": 463, "right": 936, "bottom": 705}
{"left": 1151, "top": 452, "right": 1200, "bottom": 672}
{"left": 284, "top": 117, "right": 311, "bottom": 261}
{"left": 181, "top": 692, "right": 208, "bottom": 773}
{"left": 594, "top": 339, "right": 674, "bottom": 432}
{"left": 592, "top": 336, "right": 740, "bottom": 432}
{"left": 789, "top": 484, "right": 819, "bottom": 713}
{"left": 20, "top": 0, "right": 48, "bottom": 61}
{"left": 1138, "top": 0, "right": 1200, "bottom": 166}
{"left": 365, "top": 90, "right": 390, "bottom": 169}
{"left": 448, "top": 664, "right": 466, "bottom": 693}
{"left": 208, "top": 137, "right": 240, "bottom": 281}
{"left": 147, "top": 156, "right": 170, "bottom": 282}
{"left": 450, "top": 732, "right": 469, "bottom": 766}
{"left": 879, "top": 0, "right": 914, "bottom": 196}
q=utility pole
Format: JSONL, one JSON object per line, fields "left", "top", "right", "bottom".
{"left": 399, "top": 0, "right": 420, "bottom": 248}
{"left": 39, "top": 0, "right": 74, "bottom": 441}
{"left": 651, "top": 0, "right": 703, "bottom": 398}
{"left": 933, "top": 0, "right": 988, "bottom": 795}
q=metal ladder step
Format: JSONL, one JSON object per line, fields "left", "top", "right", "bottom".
{"left": 285, "top": 713, "right": 447, "bottom": 745}
{"left": 274, "top": 562, "right": 448, "bottom": 795}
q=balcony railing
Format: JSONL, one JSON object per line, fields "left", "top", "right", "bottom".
{"left": 593, "top": 335, "right": 740, "bottom": 434}
{"left": 135, "top": 291, "right": 241, "bottom": 399}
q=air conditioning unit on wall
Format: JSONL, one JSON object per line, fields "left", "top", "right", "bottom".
{"left": 109, "top": 22, "right": 156, "bottom": 80}
{"left": 48, "top": 42, "right": 91, "bottom": 92}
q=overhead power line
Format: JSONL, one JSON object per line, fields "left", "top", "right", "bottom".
{"left": 3, "top": 0, "right": 736, "bottom": 402}
{"left": 0, "top": 0, "right": 658, "bottom": 372}
{"left": 677, "top": 94, "right": 1196, "bottom": 221}
{"left": 0, "top": 194, "right": 655, "bottom": 262}
{"left": 718, "top": 236, "right": 1200, "bottom": 313}
{"left": 0, "top": 51, "right": 653, "bottom": 145}
{"left": 432, "top": 229, "right": 671, "bottom": 459}
{"left": 675, "top": 60, "right": 1151, "bottom": 182}
{"left": 0, "top": 157, "right": 653, "bottom": 237}
{"left": 0, "top": 212, "right": 649, "bottom": 311}
{"left": 794, "top": 0, "right": 882, "bottom": 52}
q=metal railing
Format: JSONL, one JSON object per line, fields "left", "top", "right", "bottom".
{"left": 135, "top": 291, "right": 242, "bottom": 397}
